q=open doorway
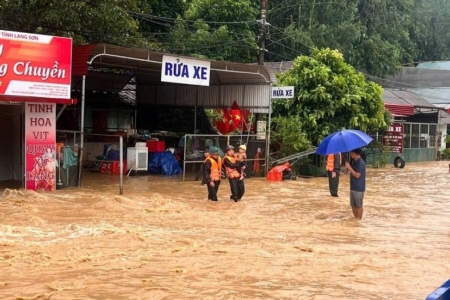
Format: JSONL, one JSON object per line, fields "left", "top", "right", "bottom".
{"left": 0, "top": 103, "right": 24, "bottom": 191}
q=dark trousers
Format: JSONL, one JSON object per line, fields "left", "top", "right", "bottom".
{"left": 327, "top": 171, "right": 339, "bottom": 196}
{"left": 206, "top": 180, "right": 220, "bottom": 201}
{"left": 228, "top": 178, "right": 245, "bottom": 201}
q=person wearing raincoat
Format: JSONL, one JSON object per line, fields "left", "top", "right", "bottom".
{"left": 202, "top": 148, "right": 222, "bottom": 201}
{"left": 326, "top": 152, "right": 342, "bottom": 197}
{"left": 223, "top": 145, "right": 245, "bottom": 202}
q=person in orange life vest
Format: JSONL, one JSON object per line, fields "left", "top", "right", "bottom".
{"left": 326, "top": 153, "right": 342, "bottom": 197}
{"left": 201, "top": 148, "right": 222, "bottom": 201}
{"left": 235, "top": 145, "right": 248, "bottom": 180}
{"left": 223, "top": 145, "right": 245, "bottom": 202}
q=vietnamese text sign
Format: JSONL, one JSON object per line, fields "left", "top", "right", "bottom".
{"left": 383, "top": 123, "right": 403, "bottom": 153}
{"left": 271, "top": 86, "right": 294, "bottom": 99}
{"left": 161, "top": 55, "right": 210, "bottom": 86}
{"left": 0, "top": 30, "right": 72, "bottom": 100}
{"left": 257, "top": 120, "right": 266, "bottom": 140}
{"left": 25, "top": 103, "right": 57, "bottom": 191}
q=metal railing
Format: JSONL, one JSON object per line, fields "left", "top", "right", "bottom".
{"left": 269, "top": 147, "right": 318, "bottom": 167}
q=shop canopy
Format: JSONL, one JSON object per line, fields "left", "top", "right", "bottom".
{"left": 382, "top": 89, "right": 441, "bottom": 117}
{"left": 71, "top": 44, "right": 276, "bottom": 84}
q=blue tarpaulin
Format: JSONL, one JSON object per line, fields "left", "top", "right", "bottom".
{"left": 148, "top": 152, "right": 182, "bottom": 175}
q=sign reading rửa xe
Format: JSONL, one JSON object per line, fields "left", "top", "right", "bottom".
{"left": 271, "top": 86, "right": 294, "bottom": 99}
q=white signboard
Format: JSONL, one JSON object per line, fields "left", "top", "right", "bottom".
{"left": 271, "top": 86, "right": 295, "bottom": 99}
{"left": 257, "top": 121, "right": 266, "bottom": 140}
{"left": 161, "top": 55, "right": 211, "bottom": 86}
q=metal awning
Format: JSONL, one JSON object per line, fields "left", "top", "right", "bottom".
{"left": 384, "top": 103, "right": 414, "bottom": 116}
{"left": 72, "top": 44, "right": 276, "bottom": 85}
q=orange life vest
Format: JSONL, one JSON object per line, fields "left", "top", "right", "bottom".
{"left": 224, "top": 155, "right": 240, "bottom": 179}
{"left": 326, "top": 153, "right": 342, "bottom": 171}
{"left": 205, "top": 156, "right": 222, "bottom": 181}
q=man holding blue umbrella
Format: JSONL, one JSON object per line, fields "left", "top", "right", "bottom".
{"left": 345, "top": 148, "right": 366, "bottom": 220}
{"left": 316, "top": 129, "right": 372, "bottom": 220}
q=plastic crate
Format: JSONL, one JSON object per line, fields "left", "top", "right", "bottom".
{"left": 146, "top": 141, "right": 165, "bottom": 153}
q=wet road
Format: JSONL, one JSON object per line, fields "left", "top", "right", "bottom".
{"left": 0, "top": 162, "right": 449, "bottom": 299}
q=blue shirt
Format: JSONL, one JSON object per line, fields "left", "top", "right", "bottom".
{"left": 350, "top": 157, "right": 366, "bottom": 192}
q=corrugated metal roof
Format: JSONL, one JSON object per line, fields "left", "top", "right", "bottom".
{"left": 412, "top": 88, "right": 450, "bottom": 104}
{"left": 417, "top": 61, "right": 450, "bottom": 70}
{"left": 383, "top": 89, "right": 437, "bottom": 108}
{"left": 384, "top": 103, "right": 414, "bottom": 116}
{"left": 136, "top": 83, "right": 271, "bottom": 111}
{"left": 72, "top": 45, "right": 96, "bottom": 76}
{"left": 248, "top": 61, "right": 294, "bottom": 74}
{"left": 72, "top": 44, "right": 276, "bottom": 85}
{"left": 434, "top": 103, "right": 450, "bottom": 109}
{"left": 71, "top": 44, "right": 274, "bottom": 111}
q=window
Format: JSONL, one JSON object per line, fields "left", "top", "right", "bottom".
{"left": 429, "top": 124, "right": 437, "bottom": 148}
{"left": 411, "top": 124, "right": 420, "bottom": 148}
{"left": 403, "top": 123, "right": 411, "bottom": 149}
{"left": 420, "top": 124, "right": 429, "bottom": 148}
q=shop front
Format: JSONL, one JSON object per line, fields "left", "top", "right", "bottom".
{"left": 0, "top": 30, "right": 75, "bottom": 191}
{"left": 70, "top": 44, "right": 275, "bottom": 183}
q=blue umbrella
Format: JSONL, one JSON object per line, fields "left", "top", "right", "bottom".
{"left": 316, "top": 129, "right": 373, "bottom": 155}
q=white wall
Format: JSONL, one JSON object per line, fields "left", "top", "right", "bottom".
{"left": 438, "top": 124, "right": 447, "bottom": 150}
{"left": 0, "top": 104, "right": 23, "bottom": 181}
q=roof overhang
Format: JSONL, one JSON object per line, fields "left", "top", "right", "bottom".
{"left": 384, "top": 103, "right": 414, "bottom": 116}
{"left": 0, "top": 95, "right": 77, "bottom": 105}
{"left": 72, "top": 44, "right": 277, "bottom": 85}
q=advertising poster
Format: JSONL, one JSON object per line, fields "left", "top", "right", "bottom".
{"left": 383, "top": 123, "right": 403, "bottom": 153}
{"left": 0, "top": 30, "right": 72, "bottom": 100}
{"left": 25, "top": 103, "right": 56, "bottom": 191}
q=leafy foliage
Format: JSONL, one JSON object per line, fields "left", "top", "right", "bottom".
{"left": 271, "top": 115, "right": 312, "bottom": 158}
{"left": 3, "top": 0, "right": 450, "bottom": 77}
{"left": 273, "top": 48, "right": 388, "bottom": 145}
{"left": 266, "top": 0, "right": 450, "bottom": 77}
{"left": 167, "top": 0, "right": 258, "bottom": 62}
{"left": 0, "top": 0, "right": 151, "bottom": 47}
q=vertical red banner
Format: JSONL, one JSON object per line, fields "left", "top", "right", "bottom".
{"left": 25, "top": 102, "right": 56, "bottom": 191}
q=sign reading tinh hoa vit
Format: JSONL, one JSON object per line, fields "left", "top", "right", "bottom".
{"left": 271, "top": 86, "right": 295, "bottom": 99}
{"left": 0, "top": 30, "right": 72, "bottom": 99}
{"left": 25, "top": 103, "right": 57, "bottom": 191}
{"left": 161, "top": 55, "right": 211, "bottom": 86}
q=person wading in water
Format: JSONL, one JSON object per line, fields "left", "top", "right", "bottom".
{"left": 345, "top": 148, "right": 366, "bottom": 220}
{"left": 202, "top": 148, "right": 222, "bottom": 201}
{"left": 326, "top": 152, "right": 342, "bottom": 197}
{"left": 223, "top": 145, "right": 245, "bottom": 202}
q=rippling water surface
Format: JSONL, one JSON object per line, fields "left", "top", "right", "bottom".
{"left": 1, "top": 162, "right": 450, "bottom": 299}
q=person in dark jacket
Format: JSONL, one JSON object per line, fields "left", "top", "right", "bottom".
{"left": 223, "top": 145, "right": 245, "bottom": 202}
{"left": 326, "top": 153, "right": 342, "bottom": 197}
{"left": 202, "top": 149, "right": 222, "bottom": 201}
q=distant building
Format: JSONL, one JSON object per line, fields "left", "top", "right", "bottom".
{"left": 259, "top": 61, "right": 446, "bottom": 161}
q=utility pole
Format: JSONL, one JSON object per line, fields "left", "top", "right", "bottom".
{"left": 258, "top": 0, "right": 268, "bottom": 66}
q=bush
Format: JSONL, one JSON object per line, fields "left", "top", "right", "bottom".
{"left": 271, "top": 115, "right": 312, "bottom": 158}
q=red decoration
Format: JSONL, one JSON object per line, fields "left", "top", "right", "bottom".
{"left": 213, "top": 102, "right": 253, "bottom": 134}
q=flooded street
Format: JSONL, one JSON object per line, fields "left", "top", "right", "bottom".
{"left": 1, "top": 162, "right": 450, "bottom": 300}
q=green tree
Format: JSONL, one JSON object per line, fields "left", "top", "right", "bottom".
{"left": 0, "top": 0, "right": 151, "bottom": 47}
{"left": 409, "top": 0, "right": 450, "bottom": 62}
{"left": 266, "top": 0, "right": 420, "bottom": 77}
{"left": 167, "top": 0, "right": 258, "bottom": 62}
{"left": 273, "top": 48, "right": 388, "bottom": 146}
{"left": 271, "top": 115, "right": 312, "bottom": 157}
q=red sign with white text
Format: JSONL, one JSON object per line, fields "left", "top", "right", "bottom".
{"left": 0, "top": 30, "right": 72, "bottom": 100}
{"left": 383, "top": 123, "right": 403, "bottom": 154}
{"left": 25, "top": 103, "right": 57, "bottom": 191}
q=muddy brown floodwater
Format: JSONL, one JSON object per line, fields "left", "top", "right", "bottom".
{"left": 1, "top": 162, "right": 450, "bottom": 300}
